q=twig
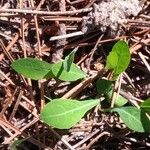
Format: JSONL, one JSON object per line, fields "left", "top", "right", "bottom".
{"left": 0, "top": 8, "right": 92, "bottom": 15}
{"left": 87, "top": 34, "right": 104, "bottom": 72}
{"left": 0, "top": 87, "right": 18, "bottom": 116}
{"left": 85, "top": 0, "right": 96, "bottom": 8}
{"left": 86, "top": 132, "right": 110, "bottom": 149}
{"left": 0, "top": 70, "right": 15, "bottom": 86}
{"left": 0, "top": 33, "right": 18, "bottom": 61}
{"left": 1, "top": 124, "right": 13, "bottom": 136}
{"left": 111, "top": 76, "right": 120, "bottom": 108}
{"left": 73, "top": 129, "right": 100, "bottom": 149}
{"left": 49, "top": 31, "right": 84, "bottom": 41}
{"left": 138, "top": 52, "right": 150, "bottom": 72}
{"left": 23, "top": 133, "right": 53, "bottom": 150}
{"left": 120, "top": 136, "right": 150, "bottom": 147}
{"left": 42, "top": 16, "right": 82, "bottom": 21}
{"left": 66, "top": 0, "right": 85, "bottom": 5}
{"left": 9, "top": 90, "right": 23, "bottom": 121}
{"left": 119, "top": 90, "right": 140, "bottom": 108}
{"left": 20, "top": 0, "right": 27, "bottom": 58}
{"left": 30, "top": 0, "right": 42, "bottom": 57}
{"left": 0, "top": 31, "right": 13, "bottom": 40}
{"left": 0, "top": 39, "right": 14, "bottom": 62}
{"left": 123, "top": 72, "right": 135, "bottom": 88}
{"left": 131, "top": 38, "right": 150, "bottom": 53}
{"left": 51, "top": 0, "right": 67, "bottom": 61}
{"left": 49, "top": 127, "right": 75, "bottom": 150}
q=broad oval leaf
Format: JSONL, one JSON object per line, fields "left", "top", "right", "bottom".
{"left": 40, "top": 99, "right": 99, "bottom": 129}
{"left": 115, "top": 95, "right": 128, "bottom": 107}
{"left": 96, "top": 79, "right": 113, "bottom": 94}
{"left": 11, "top": 58, "right": 53, "bottom": 80}
{"left": 106, "top": 51, "right": 118, "bottom": 70}
{"left": 52, "top": 61, "right": 86, "bottom": 81}
{"left": 140, "top": 98, "right": 150, "bottom": 113}
{"left": 112, "top": 107, "right": 150, "bottom": 132}
{"left": 106, "top": 41, "right": 131, "bottom": 78}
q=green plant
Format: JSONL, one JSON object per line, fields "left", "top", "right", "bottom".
{"left": 40, "top": 98, "right": 99, "bottom": 129}
{"left": 106, "top": 40, "right": 131, "bottom": 80}
{"left": 96, "top": 79, "right": 128, "bottom": 107}
{"left": 11, "top": 41, "right": 150, "bottom": 132}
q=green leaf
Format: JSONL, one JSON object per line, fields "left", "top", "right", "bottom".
{"left": 112, "top": 107, "right": 150, "bottom": 132}
{"left": 141, "top": 98, "right": 150, "bottom": 113}
{"left": 115, "top": 95, "right": 128, "bottom": 107}
{"left": 96, "top": 79, "right": 113, "bottom": 94}
{"left": 106, "top": 41, "right": 131, "bottom": 78}
{"left": 40, "top": 98, "right": 99, "bottom": 129}
{"left": 107, "top": 91, "right": 127, "bottom": 107}
{"left": 52, "top": 61, "right": 86, "bottom": 81}
{"left": 11, "top": 58, "right": 53, "bottom": 80}
{"left": 63, "top": 47, "right": 78, "bottom": 72}
{"left": 106, "top": 51, "right": 118, "bottom": 70}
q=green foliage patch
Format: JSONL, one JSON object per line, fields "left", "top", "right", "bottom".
{"left": 11, "top": 40, "right": 150, "bottom": 132}
{"left": 40, "top": 98, "right": 99, "bottom": 129}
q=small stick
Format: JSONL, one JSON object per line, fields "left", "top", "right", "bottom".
{"left": 0, "top": 39, "right": 14, "bottom": 62}
{"left": 42, "top": 16, "right": 82, "bottom": 21}
{"left": 49, "top": 31, "right": 84, "bottom": 41}
{"left": 0, "top": 8, "right": 92, "bottom": 15}
{"left": 73, "top": 129, "right": 100, "bottom": 149}
{"left": 86, "top": 132, "right": 110, "bottom": 149}
{"left": 20, "top": 0, "right": 27, "bottom": 58}
{"left": 9, "top": 90, "right": 23, "bottom": 121}
{"left": 0, "top": 70, "right": 15, "bottom": 86}
{"left": 87, "top": 34, "right": 104, "bottom": 71}
{"left": 119, "top": 90, "right": 140, "bottom": 108}
{"left": 49, "top": 127, "right": 75, "bottom": 150}
{"left": 0, "top": 31, "right": 13, "bottom": 40}
{"left": 22, "top": 133, "right": 53, "bottom": 150}
{"left": 138, "top": 52, "right": 150, "bottom": 72}
{"left": 0, "top": 33, "right": 18, "bottom": 61}
{"left": 0, "top": 87, "right": 19, "bottom": 116}
{"left": 111, "top": 76, "right": 120, "bottom": 108}
{"left": 131, "top": 38, "right": 150, "bottom": 53}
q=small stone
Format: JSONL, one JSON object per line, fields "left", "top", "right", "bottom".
{"left": 82, "top": 0, "right": 143, "bottom": 36}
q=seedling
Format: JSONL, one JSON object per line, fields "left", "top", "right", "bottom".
{"left": 11, "top": 41, "right": 150, "bottom": 132}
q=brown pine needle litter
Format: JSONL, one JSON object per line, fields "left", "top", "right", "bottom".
{"left": 0, "top": 0, "right": 150, "bottom": 149}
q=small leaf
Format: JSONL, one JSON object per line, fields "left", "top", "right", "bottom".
{"left": 63, "top": 47, "right": 78, "bottom": 72}
{"left": 52, "top": 61, "right": 86, "bottom": 81}
{"left": 112, "top": 107, "right": 150, "bottom": 132}
{"left": 115, "top": 95, "right": 128, "bottom": 107}
{"left": 96, "top": 79, "right": 113, "bottom": 94}
{"left": 11, "top": 58, "right": 53, "bottom": 80}
{"left": 107, "top": 91, "right": 127, "bottom": 107}
{"left": 141, "top": 98, "right": 150, "bottom": 113}
{"left": 106, "top": 51, "right": 118, "bottom": 70}
{"left": 106, "top": 41, "right": 131, "bottom": 78}
{"left": 40, "top": 98, "right": 99, "bottom": 129}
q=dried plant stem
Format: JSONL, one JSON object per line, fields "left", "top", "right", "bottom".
{"left": 50, "top": 31, "right": 84, "bottom": 41}
{"left": 0, "top": 8, "right": 92, "bottom": 15}
{"left": 138, "top": 52, "right": 150, "bottom": 72}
